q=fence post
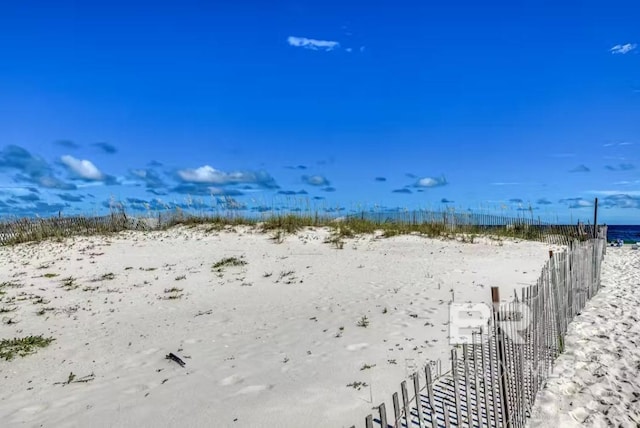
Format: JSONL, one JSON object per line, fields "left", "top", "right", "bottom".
{"left": 593, "top": 198, "right": 598, "bottom": 239}
{"left": 413, "top": 373, "right": 423, "bottom": 427}
{"left": 492, "top": 286, "right": 511, "bottom": 428}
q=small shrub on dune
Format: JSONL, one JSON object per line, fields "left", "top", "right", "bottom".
{"left": 0, "top": 335, "right": 55, "bottom": 361}
{"left": 260, "top": 214, "right": 318, "bottom": 235}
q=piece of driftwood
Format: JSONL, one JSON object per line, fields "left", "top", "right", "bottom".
{"left": 166, "top": 352, "right": 186, "bottom": 367}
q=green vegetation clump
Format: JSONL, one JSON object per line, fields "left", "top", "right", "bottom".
{"left": 60, "top": 276, "right": 79, "bottom": 291}
{"left": 0, "top": 335, "right": 55, "bottom": 361}
{"left": 0, "top": 281, "right": 23, "bottom": 290}
{"left": 260, "top": 214, "right": 321, "bottom": 235}
{"left": 212, "top": 256, "right": 247, "bottom": 271}
{"left": 162, "top": 287, "right": 184, "bottom": 300}
{"left": 165, "top": 213, "right": 255, "bottom": 231}
{"left": 357, "top": 316, "right": 370, "bottom": 328}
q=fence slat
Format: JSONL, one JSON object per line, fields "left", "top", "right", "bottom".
{"left": 365, "top": 414, "right": 373, "bottom": 428}
{"left": 463, "top": 344, "right": 473, "bottom": 427}
{"left": 379, "top": 403, "right": 388, "bottom": 428}
{"left": 425, "top": 366, "right": 438, "bottom": 428}
{"left": 401, "top": 381, "right": 411, "bottom": 426}
{"left": 451, "top": 348, "right": 462, "bottom": 426}
{"left": 413, "top": 373, "right": 423, "bottom": 428}
{"left": 392, "top": 392, "right": 401, "bottom": 428}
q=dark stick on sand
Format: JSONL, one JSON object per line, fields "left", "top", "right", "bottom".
{"left": 166, "top": 352, "right": 186, "bottom": 367}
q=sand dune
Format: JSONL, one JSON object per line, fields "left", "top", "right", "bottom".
{"left": 0, "top": 226, "right": 551, "bottom": 427}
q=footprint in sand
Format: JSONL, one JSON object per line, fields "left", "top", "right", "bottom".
{"left": 141, "top": 347, "right": 160, "bottom": 356}
{"left": 50, "top": 393, "right": 90, "bottom": 409}
{"left": 15, "top": 403, "right": 49, "bottom": 416}
{"left": 219, "top": 374, "right": 244, "bottom": 386}
{"left": 123, "top": 384, "right": 151, "bottom": 395}
{"left": 346, "top": 343, "right": 369, "bottom": 351}
{"left": 235, "top": 384, "right": 274, "bottom": 395}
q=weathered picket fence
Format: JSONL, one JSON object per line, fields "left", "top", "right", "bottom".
{"left": 353, "top": 229, "right": 607, "bottom": 427}
{"left": 353, "top": 210, "right": 602, "bottom": 246}
{"left": 1, "top": 209, "right": 602, "bottom": 247}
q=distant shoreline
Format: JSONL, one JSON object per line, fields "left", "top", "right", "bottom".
{"left": 606, "top": 224, "right": 640, "bottom": 243}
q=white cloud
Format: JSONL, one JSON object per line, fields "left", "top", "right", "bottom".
{"left": 287, "top": 36, "right": 339, "bottom": 51}
{"left": 0, "top": 186, "right": 33, "bottom": 196}
{"left": 415, "top": 176, "right": 447, "bottom": 188}
{"left": 610, "top": 43, "right": 637, "bottom": 54}
{"left": 417, "top": 178, "right": 439, "bottom": 187}
{"left": 60, "top": 155, "right": 104, "bottom": 181}
{"left": 604, "top": 141, "right": 635, "bottom": 147}
{"left": 177, "top": 165, "right": 277, "bottom": 188}
{"left": 559, "top": 198, "right": 593, "bottom": 208}
{"left": 302, "top": 174, "right": 330, "bottom": 186}
{"left": 614, "top": 180, "right": 640, "bottom": 185}
{"left": 178, "top": 166, "right": 232, "bottom": 183}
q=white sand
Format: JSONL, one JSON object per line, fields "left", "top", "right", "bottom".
{"left": 0, "top": 226, "right": 551, "bottom": 427}
{"left": 528, "top": 245, "right": 640, "bottom": 427}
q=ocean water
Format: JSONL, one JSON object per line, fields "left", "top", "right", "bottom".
{"left": 606, "top": 225, "right": 640, "bottom": 243}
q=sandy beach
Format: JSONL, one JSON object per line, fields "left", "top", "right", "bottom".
{"left": 528, "top": 245, "right": 640, "bottom": 427}
{"left": 0, "top": 225, "right": 552, "bottom": 427}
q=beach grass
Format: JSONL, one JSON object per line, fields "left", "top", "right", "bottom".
{"left": 0, "top": 206, "right": 595, "bottom": 247}
{"left": 0, "top": 335, "right": 55, "bottom": 361}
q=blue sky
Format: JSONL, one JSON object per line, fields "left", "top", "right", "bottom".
{"left": 0, "top": 1, "right": 639, "bottom": 224}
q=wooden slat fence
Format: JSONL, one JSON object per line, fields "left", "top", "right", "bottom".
{"left": 1, "top": 209, "right": 601, "bottom": 246}
{"left": 351, "top": 210, "right": 600, "bottom": 246}
{"left": 354, "top": 227, "right": 607, "bottom": 428}
{"left": 0, "top": 212, "right": 131, "bottom": 245}
{"left": 0, "top": 210, "right": 193, "bottom": 245}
